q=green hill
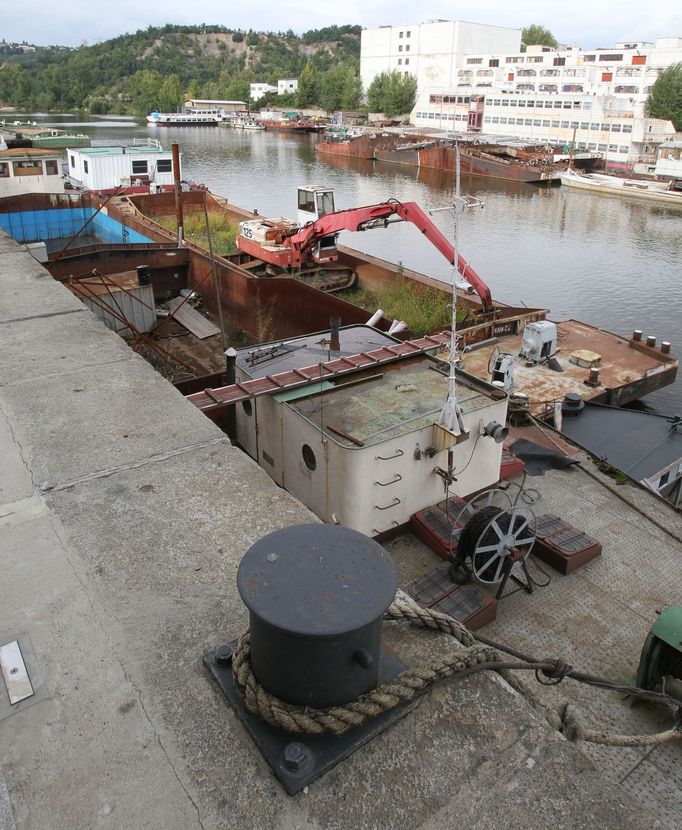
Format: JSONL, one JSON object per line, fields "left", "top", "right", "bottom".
{"left": 0, "top": 24, "right": 362, "bottom": 113}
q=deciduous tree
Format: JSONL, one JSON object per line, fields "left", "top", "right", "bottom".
{"left": 647, "top": 62, "right": 682, "bottom": 130}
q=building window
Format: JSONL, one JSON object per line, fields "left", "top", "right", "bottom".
{"left": 506, "top": 56, "right": 523, "bottom": 64}
{"left": 489, "top": 58, "right": 499, "bottom": 67}
{"left": 467, "top": 58, "right": 483, "bottom": 65}
{"left": 659, "top": 471, "right": 670, "bottom": 488}
{"left": 132, "top": 160, "right": 148, "bottom": 174}
{"left": 599, "top": 53, "right": 623, "bottom": 61}
{"left": 527, "top": 56, "right": 544, "bottom": 63}
{"left": 404, "top": 58, "right": 409, "bottom": 65}
{"left": 584, "top": 55, "right": 596, "bottom": 62}
{"left": 397, "top": 58, "right": 402, "bottom": 65}
{"left": 70, "top": 155, "right": 76, "bottom": 167}
{"left": 398, "top": 45, "right": 403, "bottom": 52}
{"left": 622, "top": 124, "right": 632, "bottom": 133}
{"left": 45, "top": 159, "right": 59, "bottom": 175}
{"left": 405, "top": 45, "right": 410, "bottom": 52}
{"left": 553, "top": 57, "right": 566, "bottom": 66}
{"left": 0, "top": 162, "right": 9, "bottom": 178}
{"left": 399, "top": 31, "right": 403, "bottom": 38}
{"left": 601, "top": 72, "right": 613, "bottom": 82}
{"left": 406, "top": 31, "right": 410, "bottom": 37}
{"left": 83, "top": 160, "right": 89, "bottom": 173}
{"left": 156, "top": 159, "right": 172, "bottom": 172}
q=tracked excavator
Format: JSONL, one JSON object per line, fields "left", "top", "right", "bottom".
{"left": 236, "top": 185, "right": 495, "bottom": 316}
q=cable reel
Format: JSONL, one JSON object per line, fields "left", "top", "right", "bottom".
{"left": 450, "top": 490, "right": 537, "bottom": 598}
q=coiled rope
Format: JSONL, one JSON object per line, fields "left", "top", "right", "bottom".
{"left": 232, "top": 600, "right": 682, "bottom": 745}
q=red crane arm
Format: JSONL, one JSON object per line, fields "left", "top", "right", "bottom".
{"left": 286, "top": 200, "right": 494, "bottom": 313}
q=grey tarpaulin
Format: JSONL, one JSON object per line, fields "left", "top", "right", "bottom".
{"left": 509, "top": 439, "right": 580, "bottom": 476}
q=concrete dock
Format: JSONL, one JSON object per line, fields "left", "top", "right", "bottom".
{"left": 0, "top": 230, "right": 674, "bottom": 829}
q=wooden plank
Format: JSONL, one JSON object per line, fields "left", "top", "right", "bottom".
{"left": 168, "top": 297, "right": 220, "bottom": 339}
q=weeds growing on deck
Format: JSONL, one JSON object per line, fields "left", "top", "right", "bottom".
{"left": 154, "top": 211, "right": 240, "bottom": 255}
{"left": 338, "top": 281, "right": 468, "bottom": 337}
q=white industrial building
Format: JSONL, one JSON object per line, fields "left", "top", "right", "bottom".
{"left": 277, "top": 78, "right": 299, "bottom": 95}
{"left": 409, "top": 37, "right": 682, "bottom": 170}
{"left": 250, "top": 83, "right": 278, "bottom": 101}
{"left": 360, "top": 20, "right": 521, "bottom": 95}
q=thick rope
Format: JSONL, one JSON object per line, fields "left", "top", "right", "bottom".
{"left": 231, "top": 600, "right": 682, "bottom": 745}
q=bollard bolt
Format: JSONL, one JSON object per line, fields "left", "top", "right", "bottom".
{"left": 283, "top": 742, "right": 311, "bottom": 772}
{"left": 215, "top": 644, "right": 233, "bottom": 665}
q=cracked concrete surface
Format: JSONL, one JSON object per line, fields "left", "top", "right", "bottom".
{"left": 0, "top": 233, "right": 664, "bottom": 829}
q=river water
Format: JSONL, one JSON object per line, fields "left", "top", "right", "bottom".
{"left": 12, "top": 113, "right": 682, "bottom": 412}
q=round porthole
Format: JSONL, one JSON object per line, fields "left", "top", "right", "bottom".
{"left": 302, "top": 444, "right": 316, "bottom": 471}
{"left": 242, "top": 400, "right": 253, "bottom": 416}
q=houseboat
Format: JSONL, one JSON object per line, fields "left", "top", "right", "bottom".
{"left": 0, "top": 147, "right": 65, "bottom": 196}
{"left": 66, "top": 139, "right": 179, "bottom": 193}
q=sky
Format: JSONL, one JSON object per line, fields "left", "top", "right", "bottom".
{"left": 3, "top": 1, "right": 681, "bottom": 50}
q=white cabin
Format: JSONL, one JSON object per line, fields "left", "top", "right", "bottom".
{"left": 0, "top": 148, "right": 65, "bottom": 196}
{"left": 66, "top": 140, "right": 178, "bottom": 192}
{"left": 234, "top": 325, "right": 508, "bottom": 537}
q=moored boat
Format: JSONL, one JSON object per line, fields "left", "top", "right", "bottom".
{"left": 560, "top": 168, "right": 682, "bottom": 205}
{"left": 233, "top": 117, "right": 265, "bottom": 131}
{"left": 147, "top": 111, "right": 219, "bottom": 127}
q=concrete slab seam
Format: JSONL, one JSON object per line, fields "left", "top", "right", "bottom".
{"left": 0, "top": 353, "right": 137, "bottom": 390}
{"left": 0, "top": 308, "right": 86, "bottom": 327}
{"left": 43, "top": 436, "right": 232, "bottom": 493}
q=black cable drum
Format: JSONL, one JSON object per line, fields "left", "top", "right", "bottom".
{"left": 237, "top": 524, "right": 398, "bottom": 707}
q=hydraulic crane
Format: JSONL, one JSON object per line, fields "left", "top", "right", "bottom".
{"left": 236, "top": 188, "right": 495, "bottom": 315}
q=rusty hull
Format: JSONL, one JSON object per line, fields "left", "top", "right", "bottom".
{"left": 458, "top": 319, "right": 678, "bottom": 412}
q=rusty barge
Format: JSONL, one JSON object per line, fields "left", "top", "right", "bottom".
{"left": 0, "top": 189, "right": 676, "bottom": 411}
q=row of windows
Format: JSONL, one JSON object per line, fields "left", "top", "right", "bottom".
{"left": 467, "top": 52, "right": 631, "bottom": 66}
{"left": 0, "top": 159, "right": 60, "bottom": 177}
{"left": 396, "top": 58, "right": 410, "bottom": 65}
{"left": 67, "top": 156, "right": 172, "bottom": 175}
{"left": 429, "top": 94, "right": 472, "bottom": 104}
{"left": 482, "top": 115, "right": 632, "bottom": 133}
{"left": 414, "top": 112, "right": 468, "bottom": 121}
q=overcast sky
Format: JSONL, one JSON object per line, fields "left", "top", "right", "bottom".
{"left": 3, "top": 1, "right": 681, "bottom": 50}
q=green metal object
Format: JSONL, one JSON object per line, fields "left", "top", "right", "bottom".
{"left": 635, "top": 606, "right": 682, "bottom": 691}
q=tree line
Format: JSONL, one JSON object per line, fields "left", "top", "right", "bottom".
{"left": 0, "top": 24, "right": 418, "bottom": 116}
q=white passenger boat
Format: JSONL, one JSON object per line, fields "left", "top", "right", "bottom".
{"left": 560, "top": 168, "right": 682, "bottom": 206}
{"left": 146, "top": 111, "right": 219, "bottom": 127}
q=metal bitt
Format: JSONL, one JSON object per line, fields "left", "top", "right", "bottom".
{"left": 237, "top": 523, "right": 397, "bottom": 707}
{"left": 204, "top": 524, "right": 427, "bottom": 794}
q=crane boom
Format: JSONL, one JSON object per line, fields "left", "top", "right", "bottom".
{"left": 237, "top": 198, "right": 494, "bottom": 314}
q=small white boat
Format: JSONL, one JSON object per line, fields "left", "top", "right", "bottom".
{"left": 233, "top": 117, "right": 265, "bottom": 131}
{"left": 560, "top": 168, "right": 682, "bottom": 206}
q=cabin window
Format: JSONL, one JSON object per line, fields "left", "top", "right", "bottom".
{"left": 132, "top": 160, "right": 148, "bottom": 175}
{"left": 658, "top": 471, "right": 670, "bottom": 488}
{"left": 298, "top": 190, "right": 316, "bottom": 212}
{"left": 70, "top": 154, "right": 76, "bottom": 167}
{"left": 83, "top": 160, "right": 89, "bottom": 173}
{"left": 0, "top": 162, "right": 9, "bottom": 178}
{"left": 45, "top": 159, "right": 59, "bottom": 175}
{"left": 12, "top": 160, "right": 42, "bottom": 176}
{"left": 302, "top": 444, "right": 317, "bottom": 471}
{"left": 156, "top": 159, "right": 172, "bottom": 172}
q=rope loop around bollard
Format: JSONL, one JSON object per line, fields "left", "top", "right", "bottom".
{"left": 230, "top": 600, "right": 682, "bottom": 746}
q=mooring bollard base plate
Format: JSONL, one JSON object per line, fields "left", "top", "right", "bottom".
{"left": 204, "top": 642, "right": 428, "bottom": 795}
